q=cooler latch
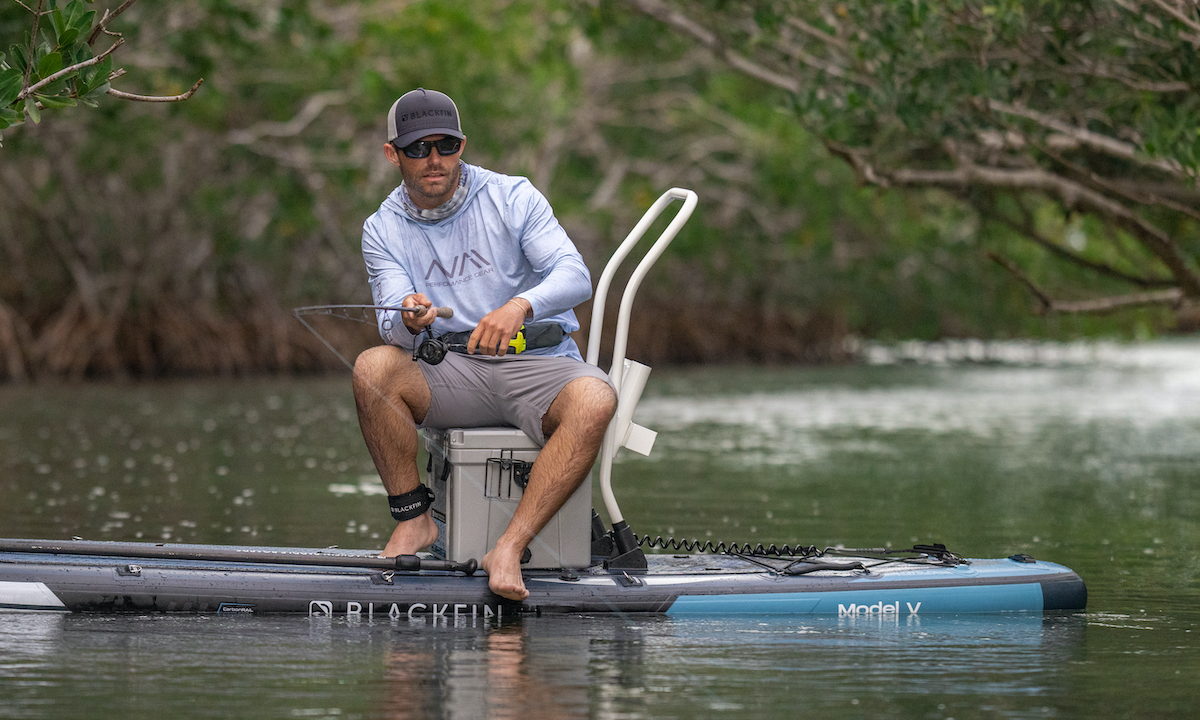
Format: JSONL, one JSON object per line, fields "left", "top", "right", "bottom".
{"left": 486, "top": 451, "right": 532, "bottom": 497}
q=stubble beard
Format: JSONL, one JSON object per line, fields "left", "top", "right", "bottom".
{"left": 404, "top": 160, "right": 461, "bottom": 208}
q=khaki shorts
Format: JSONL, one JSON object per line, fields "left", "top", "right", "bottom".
{"left": 418, "top": 352, "right": 614, "bottom": 446}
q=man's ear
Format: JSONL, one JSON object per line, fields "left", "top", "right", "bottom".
{"left": 383, "top": 142, "right": 401, "bottom": 167}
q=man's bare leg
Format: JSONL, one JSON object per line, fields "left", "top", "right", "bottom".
{"left": 480, "top": 376, "right": 617, "bottom": 601}
{"left": 352, "top": 345, "right": 438, "bottom": 557}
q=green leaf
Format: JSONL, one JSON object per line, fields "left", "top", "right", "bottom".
{"left": 8, "top": 44, "right": 29, "bottom": 74}
{"left": 35, "top": 76, "right": 72, "bottom": 96}
{"left": 78, "top": 56, "right": 110, "bottom": 94}
{"left": 35, "top": 93, "right": 76, "bottom": 109}
{"left": 63, "top": 43, "right": 93, "bottom": 68}
{"left": 66, "top": 1, "right": 88, "bottom": 29}
{"left": 58, "top": 29, "right": 80, "bottom": 48}
{"left": 50, "top": 9, "right": 67, "bottom": 46}
{"left": 38, "top": 51, "right": 64, "bottom": 79}
{"left": 81, "top": 81, "right": 109, "bottom": 101}
{"left": 76, "top": 11, "right": 97, "bottom": 36}
{"left": 25, "top": 99, "right": 40, "bottom": 124}
{"left": 0, "top": 68, "right": 22, "bottom": 108}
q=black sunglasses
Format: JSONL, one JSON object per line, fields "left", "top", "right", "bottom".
{"left": 395, "top": 136, "right": 463, "bottom": 159}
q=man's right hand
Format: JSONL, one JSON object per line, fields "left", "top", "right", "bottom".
{"left": 401, "top": 293, "right": 437, "bottom": 333}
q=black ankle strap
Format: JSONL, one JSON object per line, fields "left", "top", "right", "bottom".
{"left": 388, "top": 484, "right": 435, "bottom": 522}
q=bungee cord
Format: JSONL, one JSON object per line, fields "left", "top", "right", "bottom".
{"left": 634, "top": 533, "right": 966, "bottom": 569}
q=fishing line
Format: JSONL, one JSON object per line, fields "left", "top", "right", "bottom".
{"left": 294, "top": 312, "right": 359, "bottom": 374}
{"left": 291, "top": 304, "right": 451, "bottom": 433}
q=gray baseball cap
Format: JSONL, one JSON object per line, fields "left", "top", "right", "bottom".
{"left": 386, "top": 88, "right": 464, "bottom": 147}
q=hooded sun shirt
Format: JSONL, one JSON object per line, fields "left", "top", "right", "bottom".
{"left": 361, "top": 162, "right": 591, "bottom": 360}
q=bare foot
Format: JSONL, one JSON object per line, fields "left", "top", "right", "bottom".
{"left": 379, "top": 511, "right": 438, "bottom": 557}
{"left": 480, "top": 545, "right": 529, "bottom": 601}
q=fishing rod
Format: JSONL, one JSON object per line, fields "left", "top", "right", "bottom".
{"left": 292, "top": 304, "right": 454, "bottom": 322}
{"left": 0, "top": 538, "right": 478, "bottom": 575}
{"left": 292, "top": 303, "right": 457, "bottom": 367}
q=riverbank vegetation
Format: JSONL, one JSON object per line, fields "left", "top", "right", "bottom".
{"left": 1, "top": 0, "right": 1196, "bottom": 382}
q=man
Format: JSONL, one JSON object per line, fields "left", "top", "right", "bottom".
{"left": 352, "top": 88, "right": 617, "bottom": 602}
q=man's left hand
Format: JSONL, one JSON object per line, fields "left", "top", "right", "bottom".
{"left": 467, "top": 298, "right": 530, "bottom": 355}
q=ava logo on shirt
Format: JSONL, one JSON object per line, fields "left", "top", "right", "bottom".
{"left": 425, "top": 250, "right": 494, "bottom": 287}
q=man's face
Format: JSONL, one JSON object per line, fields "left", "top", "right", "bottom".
{"left": 384, "top": 134, "right": 466, "bottom": 210}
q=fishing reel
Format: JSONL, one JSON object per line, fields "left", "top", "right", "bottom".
{"left": 413, "top": 328, "right": 448, "bottom": 365}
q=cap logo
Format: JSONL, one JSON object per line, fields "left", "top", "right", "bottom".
{"left": 400, "top": 109, "right": 454, "bottom": 123}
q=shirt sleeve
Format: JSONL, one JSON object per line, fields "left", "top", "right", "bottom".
{"left": 362, "top": 215, "right": 417, "bottom": 347}
{"left": 508, "top": 182, "right": 591, "bottom": 320}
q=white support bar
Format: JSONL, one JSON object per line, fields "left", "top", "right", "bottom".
{"left": 586, "top": 189, "right": 697, "bottom": 525}
{"left": 586, "top": 188, "right": 699, "bottom": 378}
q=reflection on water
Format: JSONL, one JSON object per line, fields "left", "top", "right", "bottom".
{"left": 380, "top": 623, "right": 592, "bottom": 720}
{"left": 1, "top": 340, "right": 1199, "bottom": 718}
{"left": 0, "top": 611, "right": 1091, "bottom": 720}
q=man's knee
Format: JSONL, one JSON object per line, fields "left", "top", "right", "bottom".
{"left": 559, "top": 376, "right": 618, "bottom": 433}
{"left": 352, "top": 345, "right": 428, "bottom": 411}
{"left": 353, "top": 345, "right": 394, "bottom": 388}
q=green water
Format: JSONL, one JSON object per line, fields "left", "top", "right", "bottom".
{"left": 1, "top": 340, "right": 1198, "bottom": 719}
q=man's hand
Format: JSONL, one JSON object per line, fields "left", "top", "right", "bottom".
{"left": 401, "top": 293, "right": 438, "bottom": 334}
{"left": 467, "top": 298, "right": 530, "bottom": 355}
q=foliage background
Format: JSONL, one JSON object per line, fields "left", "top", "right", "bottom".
{"left": 0, "top": 0, "right": 1193, "bottom": 382}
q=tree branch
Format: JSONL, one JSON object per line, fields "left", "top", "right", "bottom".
{"left": 623, "top": 0, "right": 800, "bottom": 93}
{"left": 1058, "top": 46, "right": 1191, "bottom": 93}
{"left": 772, "top": 36, "right": 877, "bottom": 88}
{"left": 87, "top": 0, "right": 141, "bottom": 46}
{"left": 978, "top": 202, "right": 1176, "bottom": 288}
{"left": 1114, "top": 0, "right": 1200, "bottom": 45}
{"left": 822, "top": 138, "right": 890, "bottom": 187}
{"left": 826, "top": 139, "right": 1200, "bottom": 295}
{"left": 226, "top": 91, "right": 349, "bottom": 144}
{"left": 986, "top": 99, "right": 1187, "bottom": 178}
{"left": 887, "top": 162, "right": 1200, "bottom": 295}
{"left": 17, "top": 38, "right": 124, "bottom": 100}
{"left": 1147, "top": 0, "right": 1200, "bottom": 34}
{"left": 987, "top": 252, "right": 1052, "bottom": 312}
{"left": 988, "top": 252, "right": 1184, "bottom": 314}
{"left": 786, "top": 17, "right": 849, "bottom": 51}
{"left": 1036, "top": 141, "right": 1200, "bottom": 223}
{"left": 1048, "top": 288, "right": 1185, "bottom": 313}
{"left": 106, "top": 78, "right": 204, "bottom": 103}
{"left": 22, "top": 0, "right": 45, "bottom": 95}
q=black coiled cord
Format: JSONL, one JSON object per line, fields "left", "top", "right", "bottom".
{"left": 636, "top": 534, "right": 820, "bottom": 558}
{"left": 634, "top": 535, "right": 965, "bottom": 566}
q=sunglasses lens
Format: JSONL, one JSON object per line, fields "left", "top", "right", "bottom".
{"left": 400, "top": 137, "right": 462, "bottom": 159}
{"left": 401, "top": 141, "right": 429, "bottom": 158}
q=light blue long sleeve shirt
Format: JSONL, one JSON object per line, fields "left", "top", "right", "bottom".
{"left": 362, "top": 164, "right": 591, "bottom": 359}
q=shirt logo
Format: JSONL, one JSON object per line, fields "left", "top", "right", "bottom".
{"left": 425, "top": 250, "right": 492, "bottom": 280}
